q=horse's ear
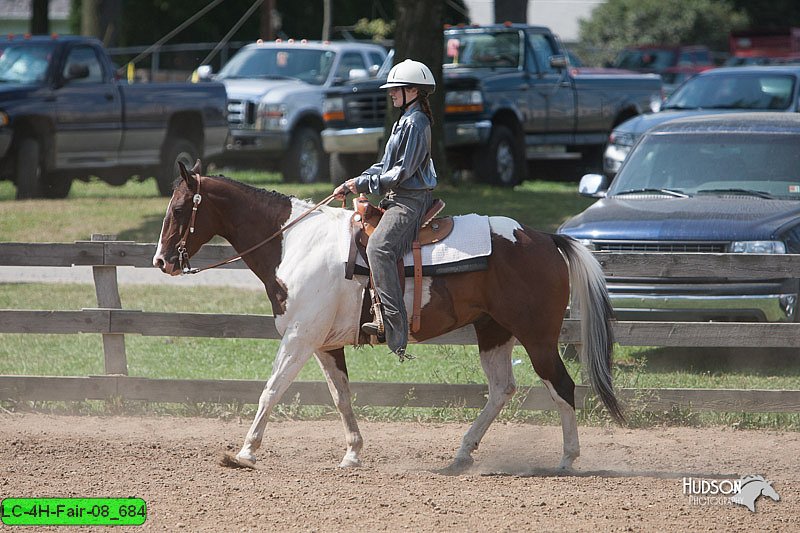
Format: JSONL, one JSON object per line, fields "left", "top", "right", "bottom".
{"left": 178, "top": 162, "right": 195, "bottom": 188}
{"left": 191, "top": 159, "right": 202, "bottom": 175}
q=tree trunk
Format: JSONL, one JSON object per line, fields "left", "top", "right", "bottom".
{"left": 81, "top": 0, "right": 101, "bottom": 38}
{"left": 260, "top": 0, "right": 276, "bottom": 40}
{"left": 30, "top": 0, "right": 49, "bottom": 34}
{"left": 494, "top": 0, "right": 528, "bottom": 24}
{"left": 390, "top": 0, "right": 449, "bottom": 181}
{"left": 322, "top": 0, "right": 332, "bottom": 41}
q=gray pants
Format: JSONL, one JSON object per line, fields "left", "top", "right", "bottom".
{"left": 367, "top": 189, "right": 433, "bottom": 354}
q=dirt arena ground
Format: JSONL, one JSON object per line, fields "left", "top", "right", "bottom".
{"left": 1, "top": 413, "right": 796, "bottom": 531}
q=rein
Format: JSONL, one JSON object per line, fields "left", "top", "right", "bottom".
{"left": 177, "top": 174, "right": 338, "bottom": 274}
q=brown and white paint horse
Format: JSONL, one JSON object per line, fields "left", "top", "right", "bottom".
{"left": 153, "top": 162, "right": 624, "bottom": 472}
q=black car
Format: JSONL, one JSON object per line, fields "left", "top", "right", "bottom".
{"left": 559, "top": 113, "right": 800, "bottom": 323}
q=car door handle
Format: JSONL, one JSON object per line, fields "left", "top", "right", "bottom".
{"left": 105, "top": 93, "right": 114, "bottom": 101}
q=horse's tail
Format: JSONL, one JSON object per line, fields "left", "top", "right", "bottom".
{"left": 552, "top": 233, "right": 625, "bottom": 424}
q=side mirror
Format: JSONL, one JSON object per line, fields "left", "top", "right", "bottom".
{"left": 196, "top": 65, "right": 213, "bottom": 81}
{"left": 549, "top": 54, "right": 568, "bottom": 70}
{"left": 578, "top": 174, "right": 608, "bottom": 198}
{"left": 348, "top": 68, "right": 368, "bottom": 80}
{"left": 65, "top": 63, "right": 90, "bottom": 81}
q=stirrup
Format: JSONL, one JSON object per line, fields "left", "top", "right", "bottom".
{"left": 361, "top": 321, "right": 385, "bottom": 342}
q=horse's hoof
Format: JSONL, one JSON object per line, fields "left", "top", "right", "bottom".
{"left": 338, "top": 457, "right": 362, "bottom": 468}
{"left": 437, "top": 456, "right": 474, "bottom": 476}
{"left": 218, "top": 451, "right": 256, "bottom": 469}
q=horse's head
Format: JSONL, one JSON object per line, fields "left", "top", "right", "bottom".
{"left": 152, "top": 159, "right": 218, "bottom": 275}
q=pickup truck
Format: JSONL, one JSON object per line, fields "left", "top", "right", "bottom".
{"left": 201, "top": 39, "right": 387, "bottom": 183}
{"left": 0, "top": 34, "right": 228, "bottom": 199}
{"left": 321, "top": 24, "right": 662, "bottom": 186}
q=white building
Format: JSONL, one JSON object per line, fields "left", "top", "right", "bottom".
{"left": 0, "top": 0, "right": 72, "bottom": 35}
{"left": 464, "top": 0, "right": 606, "bottom": 42}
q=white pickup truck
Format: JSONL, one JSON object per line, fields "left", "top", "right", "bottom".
{"left": 199, "top": 39, "right": 387, "bottom": 183}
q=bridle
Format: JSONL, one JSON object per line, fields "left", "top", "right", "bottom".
{"left": 176, "top": 173, "right": 338, "bottom": 274}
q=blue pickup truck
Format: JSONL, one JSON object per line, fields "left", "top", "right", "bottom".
{"left": 0, "top": 35, "right": 228, "bottom": 199}
{"left": 321, "top": 24, "right": 662, "bottom": 185}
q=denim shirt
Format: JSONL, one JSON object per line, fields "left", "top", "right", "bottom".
{"left": 353, "top": 102, "right": 438, "bottom": 195}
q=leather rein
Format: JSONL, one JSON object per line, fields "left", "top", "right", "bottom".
{"left": 176, "top": 174, "right": 339, "bottom": 274}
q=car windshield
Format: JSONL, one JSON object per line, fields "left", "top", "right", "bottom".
{"left": 443, "top": 30, "right": 522, "bottom": 69}
{"left": 608, "top": 131, "right": 800, "bottom": 200}
{"left": 664, "top": 74, "right": 795, "bottom": 110}
{"left": 0, "top": 42, "right": 55, "bottom": 83}
{"left": 217, "top": 47, "right": 336, "bottom": 85}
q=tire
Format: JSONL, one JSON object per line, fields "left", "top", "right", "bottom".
{"left": 474, "top": 125, "right": 526, "bottom": 187}
{"left": 329, "top": 153, "right": 371, "bottom": 185}
{"left": 282, "top": 127, "right": 329, "bottom": 183}
{"left": 15, "top": 137, "right": 44, "bottom": 200}
{"left": 43, "top": 172, "right": 73, "bottom": 199}
{"left": 158, "top": 137, "right": 199, "bottom": 197}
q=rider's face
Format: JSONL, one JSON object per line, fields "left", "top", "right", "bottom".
{"left": 388, "top": 86, "right": 418, "bottom": 107}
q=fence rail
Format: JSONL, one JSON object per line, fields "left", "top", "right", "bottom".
{"left": 1, "top": 239, "right": 799, "bottom": 414}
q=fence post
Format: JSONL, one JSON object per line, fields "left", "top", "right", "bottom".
{"left": 91, "top": 234, "right": 128, "bottom": 375}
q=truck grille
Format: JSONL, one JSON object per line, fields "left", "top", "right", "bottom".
{"left": 593, "top": 240, "right": 728, "bottom": 253}
{"left": 227, "top": 99, "right": 256, "bottom": 127}
{"left": 345, "top": 94, "right": 386, "bottom": 125}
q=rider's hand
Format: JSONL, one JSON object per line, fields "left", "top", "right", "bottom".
{"left": 333, "top": 179, "right": 357, "bottom": 201}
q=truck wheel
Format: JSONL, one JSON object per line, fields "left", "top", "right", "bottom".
{"left": 475, "top": 125, "right": 525, "bottom": 187}
{"left": 329, "top": 153, "right": 371, "bottom": 185}
{"left": 43, "top": 172, "right": 73, "bottom": 199}
{"left": 158, "top": 138, "right": 199, "bottom": 196}
{"left": 282, "top": 127, "right": 329, "bottom": 183}
{"left": 15, "top": 137, "right": 44, "bottom": 199}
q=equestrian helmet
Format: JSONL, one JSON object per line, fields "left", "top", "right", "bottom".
{"left": 380, "top": 59, "right": 436, "bottom": 93}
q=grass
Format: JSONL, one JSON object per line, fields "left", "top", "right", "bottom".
{"left": 0, "top": 168, "right": 593, "bottom": 243}
{"left": 1, "top": 168, "right": 799, "bottom": 429}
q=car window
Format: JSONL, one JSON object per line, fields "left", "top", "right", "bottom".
{"left": 610, "top": 132, "right": 800, "bottom": 199}
{"left": 666, "top": 74, "right": 795, "bottom": 110}
{"left": 612, "top": 49, "right": 676, "bottom": 71}
{"left": 63, "top": 45, "right": 104, "bottom": 83}
{"left": 367, "top": 51, "right": 384, "bottom": 72}
{"left": 443, "top": 30, "right": 522, "bottom": 69}
{"left": 335, "top": 52, "right": 367, "bottom": 80}
{"left": 527, "top": 33, "right": 557, "bottom": 74}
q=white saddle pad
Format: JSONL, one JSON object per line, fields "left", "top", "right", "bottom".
{"left": 339, "top": 212, "right": 492, "bottom": 267}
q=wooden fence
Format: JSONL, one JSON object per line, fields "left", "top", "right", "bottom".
{"left": 1, "top": 237, "right": 799, "bottom": 414}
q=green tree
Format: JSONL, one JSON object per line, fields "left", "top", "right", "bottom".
{"left": 579, "top": 0, "right": 748, "bottom": 54}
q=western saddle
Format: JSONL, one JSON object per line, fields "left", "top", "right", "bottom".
{"left": 345, "top": 194, "right": 453, "bottom": 336}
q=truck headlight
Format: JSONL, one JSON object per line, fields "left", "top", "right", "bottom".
{"left": 445, "top": 90, "right": 483, "bottom": 113}
{"left": 0, "top": 111, "right": 8, "bottom": 127}
{"left": 729, "top": 241, "right": 786, "bottom": 254}
{"left": 256, "top": 103, "right": 287, "bottom": 130}
{"left": 323, "top": 97, "right": 345, "bottom": 122}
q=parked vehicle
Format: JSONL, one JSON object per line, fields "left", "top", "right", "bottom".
{"left": 560, "top": 113, "right": 800, "bottom": 323}
{"left": 201, "top": 39, "right": 387, "bottom": 183}
{"left": 321, "top": 24, "right": 662, "bottom": 186}
{"left": 603, "top": 66, "right": 800, "bottom": 177}
{"left": 0, "top": 34, "right": 228, "bottom": 199}
{"left": 609, "top": 44, "right": 714, "bottom": 75}
{"left": 728, "top": 27, "right": 800, "bottom": 63}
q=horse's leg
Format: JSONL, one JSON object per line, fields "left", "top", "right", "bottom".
{"left": 313, "top": 348, "right": 363, "bottom": 468}
{"left": 448, "top": 319, "right": 516, "bottom": 472}
{"left": 234, "top": 335, "right": 315, "bottom": 466}
{"left": 521, "top": 339, "right": 579, "bottom": 470}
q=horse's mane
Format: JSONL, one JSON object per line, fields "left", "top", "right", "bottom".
{"left": 174, "top": 173, "right": 294, "bottom": 204}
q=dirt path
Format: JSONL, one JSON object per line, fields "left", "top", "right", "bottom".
{"left": 2, "top": 413, "right": 796, "bottom": 531}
